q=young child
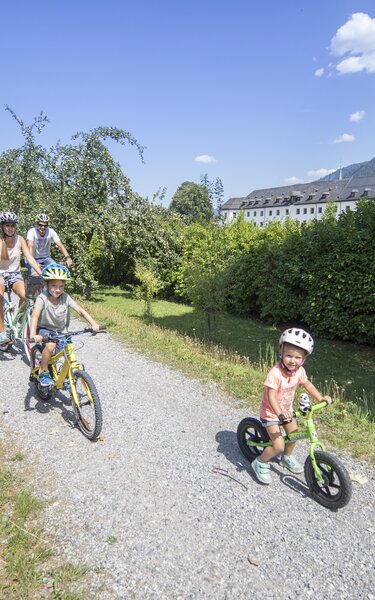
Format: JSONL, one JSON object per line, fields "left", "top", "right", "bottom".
{"left": 252, "top": 327, "right": 332, "bottom": 485}
{"left": 30, "top": 263, "right": 100, "bottom": 386}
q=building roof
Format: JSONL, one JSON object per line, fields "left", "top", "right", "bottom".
{"left": 221, "top": 176, "right": 375, "bottom": 211}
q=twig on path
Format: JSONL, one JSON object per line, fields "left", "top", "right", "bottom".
{"left": 211, "top": 467, "right": 248, "bottom": 491}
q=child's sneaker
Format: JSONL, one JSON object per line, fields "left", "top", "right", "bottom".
{"left": 280, "top": 454, "right": 303, "bottom": 474}
{"left": 251, "top": 457, "right": 272, "bottom": 485}
{"left": 0, "top": 331, "right": 10, "bottom": 344}
{"left": 38, "top": 371, "right": 54, "bottom": 387}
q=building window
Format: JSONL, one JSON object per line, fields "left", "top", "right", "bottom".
{"left": 346, "top": 205, "right": 350, "bottom": 210}
{"left": 269, "top": 210, "right": 272, "bottom": 216}
{"left": 259, "top": 222, "right": 263, "bottom": 227}
{"left": 310, "top": 207, "right": 314, "bottom": 214}
{"left": 318, "top": 207, "right": 322, "bottom": 214}
{"left": 303, "top": 208, "right": 307, "bottom": 215}
{"left": 247, "top": 211, "right": 250, "bottom": 217}
{"left": 254, "top": 211, "right": 257, "bottom": 216}
{"left": 260, "top": 210, "right": 263, "bottom": 216}
{"left": 296, "top": 209, "right": 300, "bottom": 215}
{"left": 276, "top": 209, "right": 280, "bottom": 215}
{"left": 233, "top": 212, "right": 237, "bottom": 219}
{"left": 286, "top": 209, "right": 289, "bottom": 215}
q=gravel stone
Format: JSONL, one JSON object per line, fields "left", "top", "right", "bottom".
{"left": 0, "top": 324, "right": 374, "bottom": 599}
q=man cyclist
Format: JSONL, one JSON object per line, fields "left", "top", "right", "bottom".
{"left": 26, "top": 213, "right": 73, "bottom": 273}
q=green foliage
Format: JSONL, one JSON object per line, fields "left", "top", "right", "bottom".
{"left": 169, "top": 181, "right": 214, "bottom": 223}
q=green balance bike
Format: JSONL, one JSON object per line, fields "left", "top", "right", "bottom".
{"left": 237, "top": 396, "right": 352, "bottom": 510}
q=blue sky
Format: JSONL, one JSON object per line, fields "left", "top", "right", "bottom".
{"left": 1, "top": 0, "right": 374, "bottom": 204}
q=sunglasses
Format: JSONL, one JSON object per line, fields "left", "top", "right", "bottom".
{"left": 38, "top": 223, "right": 48, "bottom": 228}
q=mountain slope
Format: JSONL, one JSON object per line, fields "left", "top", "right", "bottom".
{"left": 320, "top": 157, "right": 375, "bottom": 181}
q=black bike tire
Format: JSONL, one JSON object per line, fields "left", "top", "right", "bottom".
{"left": 237, "top": 417, "right": 270, "bottom": 462}
{"left": 304, "top": 450, "right": 352, "bottom": 510}
{"left": 0, "top": 298, "right": 14, "bottom": 352}
{"left": 22, "top": 310, "right": 32, "bottom": 364}
{"left": 71, "top": 369, "right": 103, "bottom": 441}
{"left": 30, "top": 345, "right": 54, "bottom": 401}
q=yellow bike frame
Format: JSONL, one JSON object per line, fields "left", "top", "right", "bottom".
{"left": 41, "top": 340, "right": 87, "bottom": 408}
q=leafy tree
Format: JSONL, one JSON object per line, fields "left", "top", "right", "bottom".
{"left": 169, "top": 181, "right": 213, "bottom": 223}
{"left": 134, "top": 259, "right": 163, "bottom": 319}
{"left": 200, "top": 174, "right": 224, "bottom": 215}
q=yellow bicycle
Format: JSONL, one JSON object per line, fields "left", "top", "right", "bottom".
{"left": 30, "top": 327, "right": 106, "bottom": 440}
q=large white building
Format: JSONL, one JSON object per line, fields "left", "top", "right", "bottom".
{"left": 220, "top": 176, "right": 375, "bottom": 226}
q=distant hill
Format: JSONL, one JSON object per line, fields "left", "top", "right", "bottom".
{"left": 320, "top": 157, "right": 375, "bottom": 181}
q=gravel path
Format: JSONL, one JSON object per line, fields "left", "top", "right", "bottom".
{"left": 0, "top": 326, "right": 374, "bottom": 599}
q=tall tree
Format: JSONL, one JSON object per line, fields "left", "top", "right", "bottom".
{"left": 169, "top": 181, "right": 213, "bottom": 223}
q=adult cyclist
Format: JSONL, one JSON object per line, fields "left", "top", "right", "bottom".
{"left": 0, "top": 212, "right": 42, "bottom": 344}
{"left": 26, "top": 213, "right": 73, "bottom": 273}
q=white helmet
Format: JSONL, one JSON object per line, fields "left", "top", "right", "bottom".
{"left": 279, "top": 328, "right": 314, "bottom": 355}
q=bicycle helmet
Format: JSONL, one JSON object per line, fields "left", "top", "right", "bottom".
{"left": 41, "top": 262, "right": 71, "bottom": 281}
{"left": 35, "top": 212, "right": 49, "bottom": 223}
{"left": 0, "top": 212, "right": 18, "bottom": 223}
{"left": 279, "top": 328, "right": 314, "bottom": 355}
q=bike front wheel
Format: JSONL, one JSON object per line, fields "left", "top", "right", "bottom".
{"left": 22, "top": 310, "right": 32, "bottom": 364}
{"left": 71, "top": 370, "right": 102, "bottom": 441}
{"left": 304, "top": 450, "right": 352, "bottom": 510}
{"left": 237, "top": 417, "right": 270, "bottom": 462}
{"left": 30, "top": 345, "right": 54, "bottom": 401}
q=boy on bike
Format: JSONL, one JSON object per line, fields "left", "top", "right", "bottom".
{"left": 26, "top": 213, "right": 73, "bottom": 273}
{"left": 251, "top": 328, "right": 332, "bottom": 485}
{"left": 30, "top": 263, "right": 99, "bottom": 386}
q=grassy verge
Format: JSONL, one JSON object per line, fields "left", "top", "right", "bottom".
{"left": 0, "top": 438, "right": 90, "bottom": 599}
{"left": 81, "top": 287, "right": 375, "bottom": 463}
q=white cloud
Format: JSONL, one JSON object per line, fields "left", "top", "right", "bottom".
{"left": 307, "top": 168, "right": 337, "bottom": 178}
{"left": 330, "top": 13, "right": 375, "bottom": 74}
{"left": 332, "top": 133, "right": 355, "bottom": 144}
{"left": 284, "top": 176, "right": 302, "bottom": 184}
{"left": 194, "top": 154, "right": 217, "bottom": 164}
{"left": 314, "top": 67, "right": 324, "bottom": 77}
{"left": 350, "top": 110, "right": 366, "bottom": 122}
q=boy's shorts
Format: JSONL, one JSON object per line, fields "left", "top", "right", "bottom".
{"left": 37, "top": 327, "right": 65, "bottom": 352}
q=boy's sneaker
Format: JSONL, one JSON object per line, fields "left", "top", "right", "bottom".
{"left": 251, "top": 457, "right": 272, "bottom": 485}
{"left": 38, "top": 371, "right": 54, "bottom": 387}
{"left": 0, "top": 332, "right": 10, "bottom": 344}
{"left": 280, "top": 454, "right": 303, "bottom": 474}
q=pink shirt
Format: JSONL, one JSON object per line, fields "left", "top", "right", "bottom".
{"left": 260, "top": 363, "right": 308, "bottom": 420}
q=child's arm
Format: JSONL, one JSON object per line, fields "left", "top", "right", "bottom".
{"left": 267, "top": 387, "right": 287, "bottom": 419}
{"left": 73, "top": 304, "right": 100, "bottom": 332}
{"left": 30, "top": 307, "right": 44, "bottom": 344}
{"left": 302, "top": 380, "right": 332, "bottom": 404}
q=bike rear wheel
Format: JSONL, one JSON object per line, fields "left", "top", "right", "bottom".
{"left": 237, "top": 417, "right": 270, "bottom": 462}
{"left": 71, "top": 369, "right": 102, "bottom": 441}
{"left": 304, "top": 450, "right": 352, "bottom": 510}
{"left": 30, "top": 345, "right": 54, "bottom": 401}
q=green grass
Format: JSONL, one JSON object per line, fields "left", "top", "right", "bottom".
{"left": 81, "top": 286, "right": 375, "bottom": 462}
{"left": 0, "top": 440, "right": 90, "bottom": 599}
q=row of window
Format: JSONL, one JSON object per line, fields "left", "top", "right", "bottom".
{"left": 243, "top": 207, "right": 323, "bottom": 218}
{"left": 227, "top": 204, "right": 355, "bottom": 220}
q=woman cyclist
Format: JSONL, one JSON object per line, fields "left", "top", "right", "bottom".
{"left": 0, "top": 212, "right": 42, "bottom": 345}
